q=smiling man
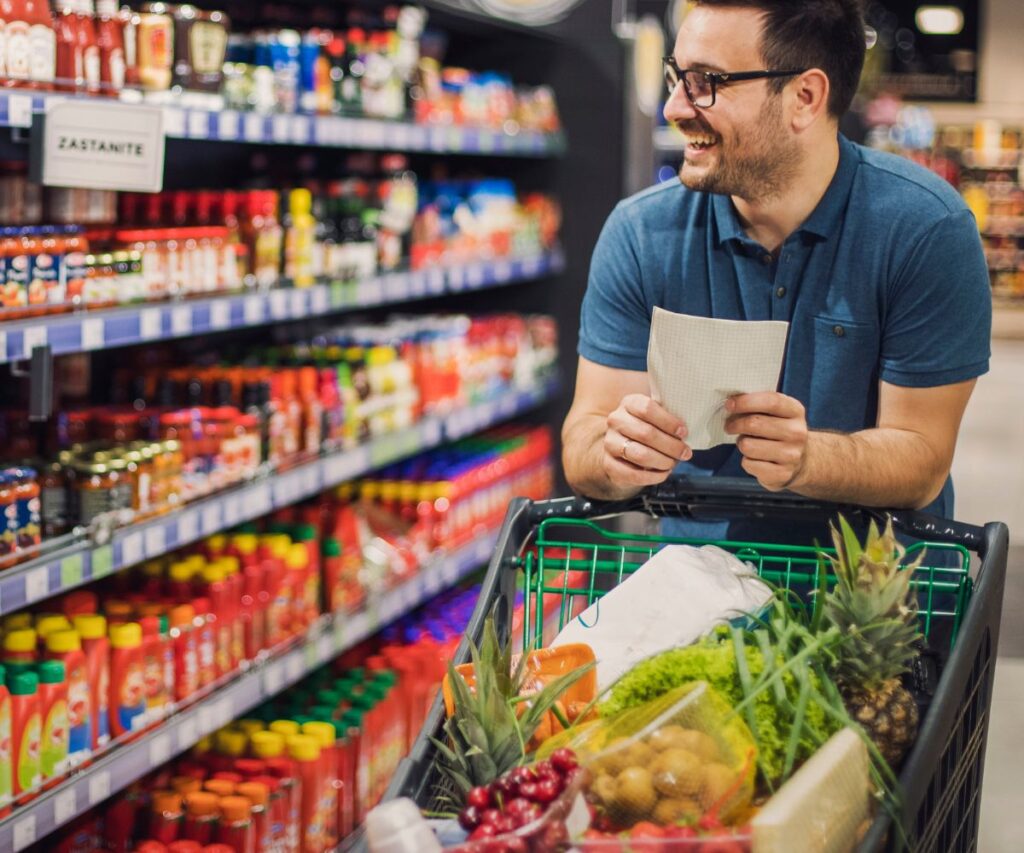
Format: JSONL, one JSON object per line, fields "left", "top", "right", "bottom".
{"left": 562, "top": 0, "right": 991, "bottom": 537}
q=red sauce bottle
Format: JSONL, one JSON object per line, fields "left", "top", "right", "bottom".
{"left": 94, "top": 0, "right": 124, "bottom": 95}
{"left": 54, "top": 2, "right": 84, "bottom": 92}
{"left": 74, "top": 0, "right": 100, "bottom": 95}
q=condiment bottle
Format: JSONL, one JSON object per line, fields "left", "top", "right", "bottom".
{"left": 74, "top": 0, "right": 100, "bottom": 94}
{"left": 149, "top": 790, "right": 184, "bottom": 846}
{"left": 71, "top": 614, "right": 110, "bottom": 750}
{"left": 2, "top": 628, "right": 38, "bottom": 675}
{"left": 236, "top": 781, "right": 271, "bottom": 853}
{"left": 37, "top": 660, "right": 69, "bottom": 785}
{"left": 0, "top": 664, "right": 12, "bottom": 817}
{"left": 136, "top": 5, "right": 173, "bottom": 90}
{"left": 216, "top": 795, "right": 256, "bottom": 853}
{"left": 9, "top": 670, "right": 41, "bottom": 803}
{"left": 251, "top": 731, "right": 301, "bottom": 853}
{"left": 302, "top": 721, "right": 339, "bottom": 851}
{"left": 287, "top": 734, "right": 324, "bottom": 853}
{"left": 24, "top": 0, "right": 57, "bottom": 88}
{"left": 199, "top": 565, "right": 232, "bottom": 677}
{"left": 108, "top": 621, "right": 145, "bottom": 738}
{"left": 139, "top": 615, "right": 171, "bottom": 725}
{"left": 95, "top": 0, "right": 125, "bottom": 94}
{"left": 191, "top": 595, "right": 217, "bottom": 687}
{"left": 43, "top": 630, "right": 90, "bottom": 767}
{"left": 182, "top": 791, "right": 220, "bottom": 845}
{"left": 168, "top": 604, "right": 199, "bottom": 701}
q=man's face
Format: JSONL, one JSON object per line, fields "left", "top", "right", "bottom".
{"left": 664, "top": 6, "right": 801, "bottom": 202}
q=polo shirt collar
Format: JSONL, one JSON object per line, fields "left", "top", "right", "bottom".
{"left": 712, "top": 133, "right": 858, "bottom": 247}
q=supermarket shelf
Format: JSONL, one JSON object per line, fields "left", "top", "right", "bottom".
{"left": 0, "top": 530, "right": 498, "bottom": 852}
{"left": 0, "top": 250, "right": 566, "bottom": 364}
{"left": 993, "top": 300, "right": 1024, "bottom": 340}
{"left": 0, "top": 378, "right": 557, "bottom": 617}
{"left": 1, "top": 90, "right": 566, "bottom": 156}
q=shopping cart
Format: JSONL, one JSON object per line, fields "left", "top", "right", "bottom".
{"left": 370, "top": 477, "right": 1009, "bottom": 853}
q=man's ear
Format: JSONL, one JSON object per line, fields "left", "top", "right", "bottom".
{"left": 789, "top": 68, "right": 830, "bottom": 131}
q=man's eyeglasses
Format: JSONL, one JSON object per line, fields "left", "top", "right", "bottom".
{"left": 663, "top": 56, "right": 807, "bottom": 108}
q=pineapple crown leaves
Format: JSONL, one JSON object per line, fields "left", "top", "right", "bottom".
{"left": 430, "top": 613, "right": 594, "bottom": 807}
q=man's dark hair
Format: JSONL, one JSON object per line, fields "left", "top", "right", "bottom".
{"left": 693, "top": 0, "right": 866, "bottom": 117}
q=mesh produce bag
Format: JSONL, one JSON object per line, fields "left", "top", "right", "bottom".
{"left": 541, "top": 682, "right": 756, "bottom": 830}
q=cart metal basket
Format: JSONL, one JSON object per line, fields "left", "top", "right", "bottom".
{"left": 374, "top": 478, "right": 1009, "bottom": 852}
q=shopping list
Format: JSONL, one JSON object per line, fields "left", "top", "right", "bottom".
{"left": 647, "top": 308, "right": 790, "bottom": 450}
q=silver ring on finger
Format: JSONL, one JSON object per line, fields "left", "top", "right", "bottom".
{"left": 621, "top": 438, "right": 634, "bottom": 463}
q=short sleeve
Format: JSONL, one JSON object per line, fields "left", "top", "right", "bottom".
{"left": 577, "top": 202, "right": 653, "bottom": 371}
{"left": 880, "top": 209, "right": 991, "bottom": 387}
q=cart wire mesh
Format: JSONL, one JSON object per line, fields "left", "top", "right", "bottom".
{"left": 518, "top": 518, "right": 973, "bottom": 654}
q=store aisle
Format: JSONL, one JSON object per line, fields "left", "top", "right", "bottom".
{"left": 954, "top": 339, "right": 1024, "bottom": 851}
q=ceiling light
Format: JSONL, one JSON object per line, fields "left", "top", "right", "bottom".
{"left": 915, "top": 6, "right": 964, "bottom": 35}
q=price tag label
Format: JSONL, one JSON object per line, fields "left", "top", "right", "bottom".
{"left": 145, "top": 525, "right": 167, "bottom": 558}
{"left": 92, "top": 545, "right": 114, "bottom": 579}
{"left": 310, "top": 287, "right": 329, "bottom": 315}
{"left": 25, "top": 566, "right": 49, "bottom": 604}
{"left": 409, "top": 125, "right": 428, "bottom": 150}
{"left": 447, "top": 127, "right": 463, "bottom": 150}
{"left": 384, "top": 273, "right": 409, "bottom": 301}
{"left": 163, "top": 107, "right": 185, "bottom": 136}
{"left": 0, "top": 330, "right": 7, "bottom": 361}
{"left": 246, "top": 484, "right": 272, "bottom": 517}
{"left": 493, "top": 261, "right": 512, "bottom": 282}
{"left": 61, "top": 553, "right": 84, "bottom": 588}
{"left": 210, "top": 300, "right": 231, "bottom": 330}
{"left": 201, "top": 503, "right": 223, "bottom": 536}
{"left": 521, "top": 256, "right": 542, "bottom": 278}
{"left": 270, "top": 290, "right": 288, "bottom": 318}
{"left": 290, "top": 115, "right": 310, "bottom": 144}
{"left": 358, "top": 278, "right": 383, "bottom": 305}
{"left": 304, "top": 641, "right": 318, "bottom": 671}
{"left": 89, "top": 770, "right": 111, "bottom": 805}
{"left": 263, "top": 660, "right": 284, "bottom": 696}
{"left": 467, "top": 264, "right": 485, "bottom": 289}
{"left": 149, "top": 733, "right": 172, "bottom": 768}
{"left": 177, "top": 510, "right": 198, "bottom": 545}
{"left": 475, "top": 535, "right": 494, "bottom": 564}
{"left": 244, "top": 296, "right": 265, "bottom": 325}
{"left": 272, "top": 115, "right": 290, "bottom": 144}
{"left": 332, "top": 619, "right": 346, "bottom": 652}
{"left": 448, "top": 266, "right": 465, "bottom": 292}
{"left": 121, "top": 531, "right": 143, "bottom": 567}
{"left": 427, "top": 268, "right": 445, "bottom": 295}
{"left": 170, "top": 305, "right": 191, "bottom": 336}
{"left": 8, "top": 93, "right": 33, "bottom": 127}
{"left": 216, "top": 697, "right": 234, "bottom": 727}
{"left": 177, "top": 715, "right": 198, "bottom": 749}
{"left": 430, "top": 126, "right": 446, "bottom": 151}
{"left": 301, "top": 466, "right": 320, "bottom": 495}
{"left": 54, "top": 788, "right": 78, "bottom": 825}
{"left": 187, "top": 110, "right": 210, "bottom": 138}
{"left": 289, "top": 289, "right": 306, "bottom": 316}
{"left": 13, "top": 816, "right": 36, "bottom": 851}
{"left": 223, "top": 496, "right": 241, "bottom": 527}
{"left": 219, "top": 110, "right": 240, "bottom": 140}
{"left": 22, "top": 325, "right": 48, "bottom": 359}
{"left": 286, "top": 654, "right": 303, "bottom": 682}
{"left": 140, "top": 308, "right": 162, "bottom": 339}
{"left": 244, "top": 113, "right": 265, "bottom": 142}
{"left": 198, "top": 703, "right": 216, "bottom": 734}
{"left": 81, "top": 317, "right": 105, "bottom": 350}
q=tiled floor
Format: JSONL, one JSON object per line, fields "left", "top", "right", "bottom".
{"left": 951, "top": 341, "right": 1024, "bottom": 852}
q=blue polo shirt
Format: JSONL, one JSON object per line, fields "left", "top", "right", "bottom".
{"left": 578, "top": 135, "right": 991, "bottom": 540}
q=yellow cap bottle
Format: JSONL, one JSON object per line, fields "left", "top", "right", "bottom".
{"left": 235, "top": 719, "right": 265, "bottom": 737}
{"left": 269, "top": 719, "right": 300, "bottom": 739}
{"left": 216, "top": 729, "right": 248, "bottom": 758}
{"left": 302, "top": 721, "right": 336, "bottom": 751}
{"left": 72, "top": 614, "right": 107, "bottom": 640}
{"left": 3, "top": 628, "right": 37, "bottom": 655}
{"left": 250, "top": 730, "right": 285, "bottom": 760}
{"left": 287, "top": 733, "right": 321, "bottom": 763}
{"left": 109, "top": 622, "right": 143, "bottom": 648}
{"left": 36, "top": 614, "right": 72, "bottom": 639}
{"left": 45, "top": 630, "right": 82, "bottom": 655}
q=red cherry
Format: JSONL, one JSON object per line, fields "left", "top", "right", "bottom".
{"left": 469, "top": 823, "right": 498, "bottom": 840}
{"left": 481, "top": 808, "right": 502, "bottom": 826}
{"left": 467, "top": 786, "right": 492, "bottom": 810}
{"left": 510, "top": 766, "right": 538, "bottom": 787}
{"left": 550, "top": 748, "right": 578, "bottom": 775}
{"left": 533, "top": 777, "right": 560, "bottom": 803}
{"left": 459, "top": 805, "right": 482, "bottom": 830}
{"left": 492, "top": 776, "right": 518, "bottom": 801}
{"left": 517, "top": 781, "right": 540, "bottom": 801}
{"left": 503, "top": 838, "right": 528, "bottom": 853}
{"left": 493, "top": 814, "right": 517, "bottom": 834}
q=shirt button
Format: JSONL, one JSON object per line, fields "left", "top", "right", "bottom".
{"left": 761, "top": 253, "right": 773, "bottom": 265}
{"left": 833, "top": 325, "right": 845, "bottom": 338}
{"left": 775, "top": 286, "right": 786, "bottom": 298}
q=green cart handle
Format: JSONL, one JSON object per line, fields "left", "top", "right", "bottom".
{"left": 533, "top": 476, "right": 985, "bottom": 551}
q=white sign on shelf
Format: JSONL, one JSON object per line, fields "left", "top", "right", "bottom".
{"left": 177, "top": 510, "right": 199, "bottom": 545}
{"left": 244, "top": 113, "right": 264, "bottom": 142}
{"left": 140, "top": 308, "right": 162, "bottom": 340}
{"left": 81, "top": 317, "right": 105, "bottom": 350}
{"left": 149, "top": 733, "right": 172, "bottom": 768}
{"left": 263, "top": 660, "right": 284, "bottom": 696}
{"left": 54, "top": 788, "right": 78, "bottom": 825}
{"left": 210, "top": 300, "right": 231, "bottom": 330}
{"left": 244, "top": 296, "right": 265, "bottom": 325}
{"left": 88, "top": 770, "right": 111, "bottom": 805}
{"left": 144, "top": 525, "right": 166, "bottom": 558}
{"left": 43, "top": 101, "right": 165, "bottom": 192}
{"left": 121, "top": 531, "right": 143, "bottom": 567}
{"left": 219, "top": 111, "right": 240, "bottom": 140}
{"left": 22, "top": 325, "right": 48, "bottom": 359}
{"left": 12, "top": 816, "right": 36, "bottom": 852}
{"left": 177, "top": 715, "right": 198, "bottom": 749}
{"left": 8, "top": 93, "right": 33, "bottom": 127}
{"left": 25, "top": 566, "right": 49, "bottom": 604}
{"left": 187, "top": 110, "right": 210, "bottom": 139}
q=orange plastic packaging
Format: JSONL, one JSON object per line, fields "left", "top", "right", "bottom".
{"left": 72, "top": 614, "right": 110, "bottom": 750}
{"left": 44, "top": 630, "right": 90, "bottom": 766}
{"left": 443, "top": 643, "right": 597, "bottom": 748}
{"left": 182, "top": 791, "right": 219, "bottom": 845}
{"left": 10, "top": 670, "right": 41, "bottom": 803}
{"left": 109, "top": 622, "right": 146, "bottom": 738}
{"left": 139, "top": 616, "right": 172, "bottom": 725}
{"left": 302, "top": 722, "right": 339, "bottom": 851}
{"left": 251, "top": 731, "right": 301, "bottom": 853}
{"left": 215, "top": 795, "right": 256, "bottom": 853}
{"left": 288, "top": 735, "right": 324, "bottom": 853}
{"left": 0, "top": 665, "right": 12, "bottom": 817}
{"left": 236, "top": 781, "right": 271, "bottom": 853}
{"left": 169, "top": 604, "right": 199, "bottom": 701}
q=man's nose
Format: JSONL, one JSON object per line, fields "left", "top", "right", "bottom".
{"left": 663, "top": 81, "right": 698, "bottom": 125}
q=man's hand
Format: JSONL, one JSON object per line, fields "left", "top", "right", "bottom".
{"left": 725, "top": 392, "right": 809, "bottom": 491}
{"left": 602, "top": 394, "right": 693, "bottom": 488}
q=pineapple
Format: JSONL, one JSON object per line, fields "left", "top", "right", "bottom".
{"left": 431, "top": 615, "right": 593, "bottom": 808}
{"left": 822, "top": 515, "right": 923, "bottom": 766}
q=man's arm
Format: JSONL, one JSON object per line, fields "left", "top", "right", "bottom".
{"left": 562, "top": 356, "right": 692, "bottom": 500}
{"left": 725, "top": 379, "right": 977, "bottom": 508}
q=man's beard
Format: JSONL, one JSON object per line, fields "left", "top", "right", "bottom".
{"left": 677, "top": 95, "right": 801, "bottom": 202}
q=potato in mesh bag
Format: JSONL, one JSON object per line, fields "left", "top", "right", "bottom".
{"left": 542, "top": 682, "right": 756, "bottom": 829}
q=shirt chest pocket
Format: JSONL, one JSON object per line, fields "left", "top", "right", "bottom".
{"left": 805, "top": 315, "right": 881, "bottom": 432}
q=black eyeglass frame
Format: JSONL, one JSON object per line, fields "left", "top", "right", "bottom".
{"left": 663, "top": 56, "right": 808, "bottom": 107}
